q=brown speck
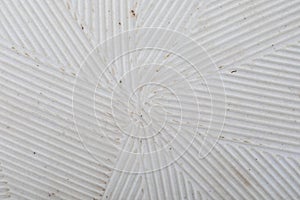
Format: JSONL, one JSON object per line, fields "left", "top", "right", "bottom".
{"left": 165, "top": 53, "right": 171, "bottom": 58}
{"left": 131, "top": 10, "right": 136, "bottom": 17}
{"left": 231, "top": 70, "right": 237, "bottom": 73}
{"left": 234, "top": 168, "right": 251, "bottom": 187}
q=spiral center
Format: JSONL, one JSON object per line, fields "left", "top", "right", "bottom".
{"left": 124, "top": 83, "right": 169, "bottom": 138}
{"left": 102, "top": 64, "right": 185, "bottom": 141}
{"left": 130, "top": 83, "right": 166, "bottom": 129}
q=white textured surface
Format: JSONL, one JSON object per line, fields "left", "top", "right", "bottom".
{"left": 0, "top": 0, "right": 300, "bottom": 199}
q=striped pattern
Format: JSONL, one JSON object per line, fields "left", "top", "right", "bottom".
{"left": 219, "top": 43, "right": 300, "bottom": 154}
{"left": 63, "top": 0, "right": 202, "bottom": 45}
{"left": 0, "top": 38, "right": 116, "bottom": 199}
{"left": 192, "top": 0, "right": 300, "bottom": 67}
{"left": 0, "top": 0, "right": 93, "bottom": 73}
{"left": 0, "top": 163, "right": 10, "bottom": 199}
{"left": 0, "top": 0, "right": 299, "bottom": 199}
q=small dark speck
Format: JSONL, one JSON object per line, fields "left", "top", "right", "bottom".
{"left": 119, "top": 80, "right": 122, "bottom": 83}
{"left": 118, "top": 22, "right": 121, "bottom": 25}
{"left": 131, "top": 10, "right": 136, "bottom": 16}
{"left": 11, "top": 47, "right": 15, "bottom": 50}
{"left": 81, "top": 25, "right": 84, "bottom": 30}
{"left": 231, "top": 70, "right": 237, "bottom": 73}
{"left": 33, "top": 152, "right": 36, "bottom": 155}
{"left": 6, "top": 126, "right": 10, "bottom": 129}
{"left": 48, "top": 193, "right": 55, "bottom": 197}
{"left": 140, "top": 115, "right": 143, "bottom": 117}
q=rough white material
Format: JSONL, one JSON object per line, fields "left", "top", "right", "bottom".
{"left": 0, "top": 0, "right": 300, "bottom": 199}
